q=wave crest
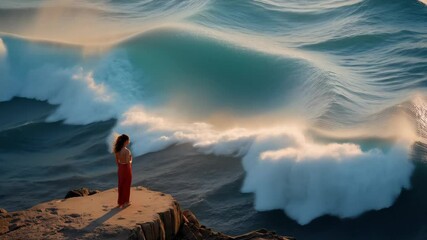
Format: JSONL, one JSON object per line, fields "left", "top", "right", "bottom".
{"left": 242, "top": 131, "right": 413, "bottom": 224}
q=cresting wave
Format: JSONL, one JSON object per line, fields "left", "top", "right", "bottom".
{"left": 111, "top": 106, "right": 416, "bottom": 225}
{"left": 1, "top": 21, "right": 423, "bottom": 225}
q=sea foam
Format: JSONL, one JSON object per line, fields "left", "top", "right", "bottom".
{"left": 241, "top": 131, "right": 413, "bottom": 224}
{"left": 111, "top": 107, "right": 414, "bottom": 225}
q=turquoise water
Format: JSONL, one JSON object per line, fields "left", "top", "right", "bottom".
{"left": 1, "top": 0, "right": 427, "bottom": 239}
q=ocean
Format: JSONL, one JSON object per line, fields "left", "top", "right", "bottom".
{"left": 1, "top": 0, "right": 427, "bottom": 239}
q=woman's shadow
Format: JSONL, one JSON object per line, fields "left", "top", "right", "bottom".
{"left": 61, "top": 207, "right": 124, "bottom": 238}
{"left": 83, "top": 207, "right": 123, "bottom": 232}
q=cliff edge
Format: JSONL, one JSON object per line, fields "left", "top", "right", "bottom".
{"left": 0, "top": 187, "right": 295, "bottom": 240}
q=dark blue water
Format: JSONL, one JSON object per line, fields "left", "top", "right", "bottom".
{"left": 1, "top": 0, "right": 427, "bottom": 239}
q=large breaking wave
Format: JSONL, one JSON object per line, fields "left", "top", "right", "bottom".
{"left": 1, "top": 0, "right": 426, "bottom": 225}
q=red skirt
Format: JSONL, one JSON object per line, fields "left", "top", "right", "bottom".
{"left": 117, "top": 163, "right": 132, "bottom": 205}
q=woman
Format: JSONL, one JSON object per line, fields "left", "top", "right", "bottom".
{"left": 113, "top": 134, "right": 132, "bottom": 208}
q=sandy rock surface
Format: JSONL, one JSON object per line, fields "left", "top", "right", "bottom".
{"left": 0, "top": 187, "right": 182, "bottom": 240}
{"left": 0, "top": 187, "right": 296, "bottom": 240}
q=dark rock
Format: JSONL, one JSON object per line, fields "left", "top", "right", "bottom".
{"left": 64, "top": 188, "right": 99, "bottom": 199}
{"left": 10, "top": 218, "right": 21, "bottom": 224}
{"left": 8, "top": 222, "right": 24, "bottom": 232}
{"left": 129, "top": 225, "right": 147, "bottom": 240}
{"left": 140, "top": 221, "right": 156, "bottom": 240}
{"left": 89, "top": 190, "right": 100, "bottom": 195}
{"left": 177, "top": 210, "right": 295, "bottom": 240}
{"left": 178, "top": 222, "right": 201, "bottom": 240}
{"left": 233, "top": 229, "right": 296, "bottom": 240}
{"left": 183, "top": 210, "right": 200, "bottom": 228}
{"left": 159, "top": 209, "right": 173, "bottom": 239}
{"left": 0, "top": 208, "right": 10, "bottom": 219}
{"left": 0, "top": 218, "right": 10, "bottom": 234}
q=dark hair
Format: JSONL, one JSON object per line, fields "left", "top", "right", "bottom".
{"left": 114, "top": 134, "right": 129, "bottom": 153}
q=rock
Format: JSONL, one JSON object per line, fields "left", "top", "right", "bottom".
{"left": 159, "top": 208, "right": 173, "bottom": 239}
{"left": 0, "top": 208, "right": 12, "bottom": 222}
{"left": 0, "top": 218, "right": 9, "bottom": 235}
{"left": 0, "top": 187, "right": 295, "bottom": 240}
{"left": 8, "top": 222, "right": 24, "bottom": 231}
{"left": 182, "top": 210, "right": 200, "bottom": 228}
{"left": 179, "top": 222, "right": 201, "bottom": 240}
{"left": 64, "top": 188, "right": 100, "bottom": 199}
{"left": 90, "top": 190, "right": 101, "bottom": 195}
{"left": 2, "top": 187, "right": 182, "bottom": 240}
{"left": 177, "top": 210, "right": 295, "bottom": 240}
{"left": 233, "top": 229, "right": 296, "bottom": 240}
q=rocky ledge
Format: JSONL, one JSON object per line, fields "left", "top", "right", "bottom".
{"left": 0, "top": 187, "right": 295, "bottom": 240}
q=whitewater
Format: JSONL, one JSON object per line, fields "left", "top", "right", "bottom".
{"left": 1, "top": 0, "right": 427, "bottom": 239}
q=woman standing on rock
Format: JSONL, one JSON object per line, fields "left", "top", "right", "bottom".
{"left": 113, "top": 134, "right": 132, "bottom": 208}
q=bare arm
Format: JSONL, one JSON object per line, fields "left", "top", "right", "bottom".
{"left": 126, "top": 148, "right": 133, "bottom": 164}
